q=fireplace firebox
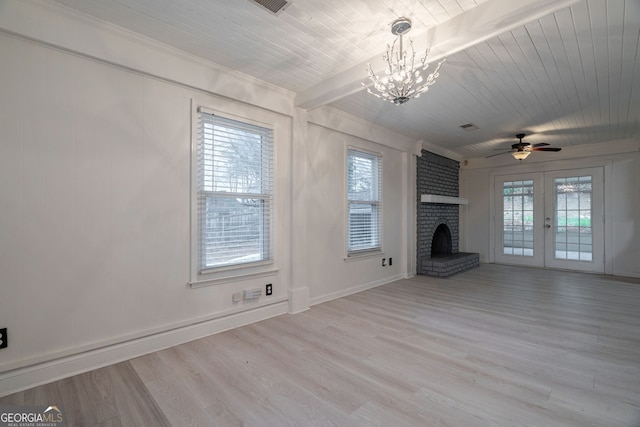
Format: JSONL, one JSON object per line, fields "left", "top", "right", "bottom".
{"left": 431, "top": 224, "right": 453, "bottom": 256}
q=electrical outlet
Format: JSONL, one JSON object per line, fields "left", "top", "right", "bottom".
{"left": 266, "top": 283, "right": 273, "bottom": 296}
{"left": 382, "top": 258, "right": 387, "bottom": 267}
{"left": 0, "top": 328, "right": 7, "bottom": 349}
{"left": 389, "top": 257, "right": 392, "bottom": 266}
{"left": 232, "top": 292, "right": 242, "bottom": 303}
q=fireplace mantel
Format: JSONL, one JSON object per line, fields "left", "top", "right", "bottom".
{"left": 421, "top": 194, "right": 468, "bottom": 205}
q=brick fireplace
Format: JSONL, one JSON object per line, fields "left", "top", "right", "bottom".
{"left": 417, "top": 151, "right": 479, "bottom": 277}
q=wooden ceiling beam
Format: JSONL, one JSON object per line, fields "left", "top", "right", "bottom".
{"left": 294, "top": 0, "right": 581, "bottom": 110}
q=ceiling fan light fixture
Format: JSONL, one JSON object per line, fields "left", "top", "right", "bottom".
{"left": 512, "top": 151, "right": 531, "bottom": 160}
{"left": 362, "top": 17, "right": 446, "bottom": 105}
{"left": 488, "top": 133, "right": 562, "bottom": 160}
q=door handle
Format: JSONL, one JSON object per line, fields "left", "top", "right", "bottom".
{"left": 545, "top": 224, "right": 551, "bottom": 229}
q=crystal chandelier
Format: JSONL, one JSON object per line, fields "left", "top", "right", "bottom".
{"left": 363, "top": 18, "right": 446, "bottom": 105}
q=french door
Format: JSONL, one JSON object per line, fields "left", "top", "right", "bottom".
{"left": 494, "top": 167, "right": 604, "bottom": 273}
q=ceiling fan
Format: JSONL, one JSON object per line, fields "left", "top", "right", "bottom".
{"left": 487, "top": 133, "right": 562, "bottom": 160}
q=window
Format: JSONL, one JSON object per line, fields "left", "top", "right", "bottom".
{"left": 197, "top": 109, "right": 273, "bottom": 272}
{"left": 346, "top": 148, "right": 382, "bottom": 255}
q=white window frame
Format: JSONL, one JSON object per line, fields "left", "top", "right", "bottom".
{"left": 346, "top": 147, "right": 383, "bottom": 257}
{"left": 190, "top": 105, "right": 274, "bottom": 286}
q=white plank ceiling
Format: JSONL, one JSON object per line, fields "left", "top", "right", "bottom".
{"left": 49, "top": 0, "right": 640, "bottom": 159}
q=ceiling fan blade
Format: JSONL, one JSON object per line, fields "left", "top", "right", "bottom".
{"left": 485, "top": 151, "right": 513, "bottom": 158}
{"left": 532, "top": 147, "right": 561, "bottom": 152}
{"left": 532, "top": 142, "right": 550, "bottom": 147}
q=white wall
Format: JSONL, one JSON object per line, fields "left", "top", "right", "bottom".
{"left": 610, "top": 154, "right": 640, "bottom": 276}
{"left": 304, "top": 123, "right": 406, "bottom": 304}
{"left": 0, "top": 1, "right": 417, "bottom": 395}
{"left": 305, "top": 107, "right": 419, "bottom": 295}
{"left": 460, "top": 140, "right": 640, "bottom": 278}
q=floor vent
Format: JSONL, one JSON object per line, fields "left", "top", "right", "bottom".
{"left": 250, "top": 0, "right": 291, "bottom": 15}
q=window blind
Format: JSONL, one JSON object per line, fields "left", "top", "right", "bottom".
{"left": 198, "top": 109, "right": 273, "bottom": 270}
{"left": 347, "top": 149, "right": 382, "bottom": 254}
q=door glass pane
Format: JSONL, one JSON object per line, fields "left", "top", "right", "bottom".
{"left": 554, "top": 176, "right": 593, "bottom": 261}
{"left": 503, "top": 180, "right": 534, "bottom": 256}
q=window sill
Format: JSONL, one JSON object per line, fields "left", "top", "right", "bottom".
{"left": 344, "top": 250, "right": 384, "bottom": 262}
{"left": 189, "top": 267, "right": 279, "bottom": 289}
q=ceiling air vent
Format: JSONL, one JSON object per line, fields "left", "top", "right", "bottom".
{"left": 459, "top": 123, "right": 479, "bottom": 131}
{"left": 250, "top": 0, "right": 291, "bottom": 15}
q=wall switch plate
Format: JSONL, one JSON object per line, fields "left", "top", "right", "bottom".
{"left": 0, "top": 328, "right": 7, "bottom": 349}
{"left": 389, "top": 257, "right": 392, "bottom": 266}
{"left": 266, "top": 283, "right": 273, "bottom": 296}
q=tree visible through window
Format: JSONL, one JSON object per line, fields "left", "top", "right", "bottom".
{"left": 347, "top": 149, "right": 382, "bottom": 254}
{"left": 198, "top": 110, "right": 273, "bottom": 270}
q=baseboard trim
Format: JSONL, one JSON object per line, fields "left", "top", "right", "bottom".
{"left": 0, "top": 301, "right": 288, "bottom": 397}
{"left": 309, "top": 274, "right": 404, "bottom": 307}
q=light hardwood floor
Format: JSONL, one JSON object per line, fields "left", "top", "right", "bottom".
{"left": 2, "top": 264, "right": 640, "bottom": 426}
